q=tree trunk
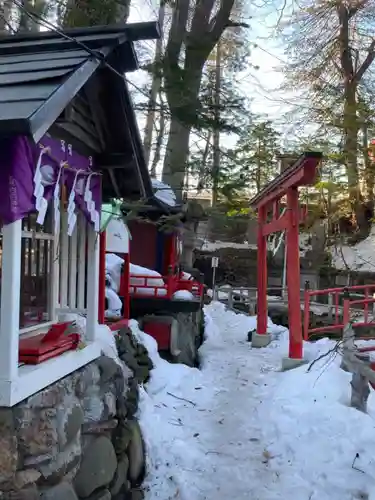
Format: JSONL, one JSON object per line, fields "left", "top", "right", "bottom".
{"left": 197, "top": 131, "right": 212, "bottom": 193}
{"left": 150, "top": 91, "right": 166, "bottom": 177}
{"left": 18, "top": 0, "right": 44, "bottom": 32}
{"left": 212, "top": 42, "right": 221, "bottom": 206}
{"left": 256, "top": 138, "right": 261, "bottom": 193}
{"left": 162, "top": 117, "right": 191, "bottom": 202}
{"left": 343, "top": 84, "right": 366, "bottom": 231}
{"left": 344, "top": 85, "right": 359, "bottom": 196}
{"left": 181, "top": 221, "right": 197, "bottom": 268}
{"left": 143, "top": 0, "right": 166, "bottom": 170}
{"left": 337, "top": 2, "right": 375, "bottom": 233}
{"left": 162, "top": 0, "right": 236, "bottom": 197}
{"left": 0, "top": 0, "right": 13, "bottom": 33}
{"left": 163, "top": 56, "right": 204, "bottom": 200}
{"left": 362, "top": 122, "right": 375, "bottom": 203}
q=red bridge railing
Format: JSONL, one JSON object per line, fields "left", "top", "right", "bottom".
{"left": 130, "top": 273, "right": 204, "bottom": 300}
{"left": 304, "top": 284, "right": 375, "bottom": 340}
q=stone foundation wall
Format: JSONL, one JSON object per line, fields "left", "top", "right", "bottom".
{"left": 174, "top": 311, "right": 203, "bottom": 367}
{"left": 0, "top": 326, "right": 153, "bottom": 500}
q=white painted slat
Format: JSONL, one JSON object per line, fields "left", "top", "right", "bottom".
{"left": 86, "top": 225, "right": 99, "bottom": 341}
{"left": 48, "top": 200, "right": 60, "bottom": 321}
{"left": 60, "top": 211, "right": 69, "bottom": 308}
{"left": 68, "top": 223, "right": 78, "bottom": 309}
{"left": 0, "top": 220, "right": 22, "bottom": 381}
{"left": 49, "top": 238, "right": 60, "bottom": 321}
{"left": 77, "top": 214, "right": 87, "bottom": 310}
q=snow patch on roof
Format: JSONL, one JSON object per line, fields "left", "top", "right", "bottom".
{"left": 151, "top": 178, "right": 176, "bottom": 207}
{"left": 330, "top": 226, "right": 375, "bottom": 272}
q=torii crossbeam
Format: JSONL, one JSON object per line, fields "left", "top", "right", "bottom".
{"left": 250, "top": 151, "right": 323, "bottom": 362}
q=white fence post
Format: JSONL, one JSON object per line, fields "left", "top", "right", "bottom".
{"left": 328, "top": 293, "right": 333, "bottom": 321}
{"left": 0, "top": 220, "right": 22, "bottom": 382}
{"left": 86, "top": 226, "right": 100, "bottom": 341}
{"left": 228, "top": 287, "right": 233, "bottom": 308}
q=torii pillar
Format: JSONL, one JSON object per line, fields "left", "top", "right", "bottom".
{"left": 249, "top": 152, "right": 322, "bottom": 368}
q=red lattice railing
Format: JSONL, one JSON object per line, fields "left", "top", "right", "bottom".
{"left": 130, "top": 273, "right": 204, "bottom": 300}
{"left": 304, "top": 284, "right": 375, "bottom": 340}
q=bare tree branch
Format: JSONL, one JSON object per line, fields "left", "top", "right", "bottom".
{"left": 354, "top": 40, "right": 375, "bottom": 83}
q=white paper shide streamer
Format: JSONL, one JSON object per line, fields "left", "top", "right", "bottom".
{"left": 33, "top": 147, "right": 49, "bottom": 225}
{"left": 67, "top": 170, "right": 83, "bottom": 236}
{"left": 84, "top": 173, "right": 100, "bottom": 232}
{"left": 53, "top": 164, "right": 64, "bottom": 235}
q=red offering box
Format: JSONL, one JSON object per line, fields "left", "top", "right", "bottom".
{"left": 19, "top": 322, "right": 80, "bottom": 365}
{"left": 142, "top": 321, "right": 171, "bottom": 351}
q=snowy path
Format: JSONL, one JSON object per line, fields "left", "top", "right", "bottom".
{"left": 135, "top": 303, "right": 375, "bottom": 500}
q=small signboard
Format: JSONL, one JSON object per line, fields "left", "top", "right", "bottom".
{"left": 211, "top": 256, "right": 219, "bottom": 268}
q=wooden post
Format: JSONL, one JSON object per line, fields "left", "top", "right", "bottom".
{"left": 228, "top": 287, "right": 233, "bottom": 309}
{"left": 49, "top": 207, "right": 60, "bottom": 322}
{"left": 257, "top": 206, "right": 268, "bottom": 335}
{"left": 86, "top": 226, "right": 100, "bottom": 341}
{"left": 98, "top": 230, "right": 106, "bottom": 324}
{"left": 60, "top": 211, "right": 68, "bottom": 308}
{"left": 342, "top": 322, "right": 370, "bottom": 412}
{"left": 121, "top": 252, "right": 130, "bottom": 320}
{"left": 68, "top": 223, "right": 78, "bottom": 309}
{"left": 0, "top": 220, "right": 22, "bottom": 382}
{"left": 303, "top": 280, "right": 310, "bottom": 341}
{"left": 286, "top": 188, "right": 303, "bottom": 359}
{"left": 249, "top": 290, "right": 256, "bottom": 316}
{"left": 343, "top": 287, "right": 351, "bottom": 326}
{"left": 327, "top": 293, "right": 333, "bottom": 321}
{"left": 77, "top": 214, "right": 87, "bottom": 311}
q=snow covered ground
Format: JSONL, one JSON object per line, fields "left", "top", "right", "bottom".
{"left": 134, "top": 302, "right": 375, "bottom": 500}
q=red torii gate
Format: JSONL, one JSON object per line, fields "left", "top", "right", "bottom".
{"left": 249, "top": 151, "right": 323, "bottom": 365}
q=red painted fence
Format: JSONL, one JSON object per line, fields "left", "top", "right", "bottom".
{"left": 130, "top": 274, "right": 204, "bottom": 300}
{"left": 304, "top": 284, "right": 375, "bottom": 340}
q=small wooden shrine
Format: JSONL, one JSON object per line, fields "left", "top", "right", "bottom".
{"left": 0, "top": 22, "right": 159, "bottom": 406}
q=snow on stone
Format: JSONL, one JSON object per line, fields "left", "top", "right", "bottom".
{"left": 201, "top": 240, "right": 257, "bottom": 251}
{"left": 201, "top": 234, "right": 311, "bottom": 256}
{"left": 138, "top": 301, "right": 375, "bottom": 500}
{"left": 172, "top": 290, "right": 195, "bottom": 300}
{"left": 105, "top": 255, "right": 168, "bottom": 297}
{"left": 151, "top": 178, "right": 176, "bottom": 207}
{"left": 130, "top": 263, "right": 167, "bottom": 297}
{"left": 207, "top": 288, "right": 230, "bottom": 300}
{"left": 331, "top": 226, "right": 375, "bottom": 272}
{"left": 299, "top": 232, "right": 312, "bottom": 257}
{"left": 106, "top": 256, "right": 195, "bottom": 298}
{"left": 57, "top": 312, "right": 130, "bottom": 374}
{"left": 180, "top": 271, "right": 193, "bottom": 281}
{"left": 105, "top": 253, "right": 124, "bottom": 292}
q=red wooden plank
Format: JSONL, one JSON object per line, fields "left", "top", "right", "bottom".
{"left": 250, "top": 152, "right": 322, "bottom": 209}
{"left": 261, "top": 213, "right": 289, "bottom": 236}
{"left": 254, "top": 169, "right": 305, "bottom": 208}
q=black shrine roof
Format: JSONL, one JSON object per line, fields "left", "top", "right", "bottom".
{"left": 0, "top": 23, "right": 160, "bottom": 201}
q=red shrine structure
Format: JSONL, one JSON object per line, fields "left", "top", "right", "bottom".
{"left": 250, "top": 151, "right": 323, "bottom": 366}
